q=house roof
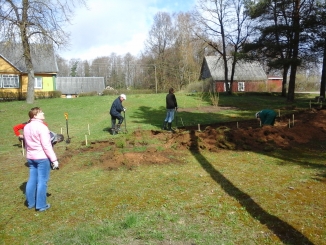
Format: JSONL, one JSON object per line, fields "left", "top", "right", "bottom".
{"left": 56, "top": 77, "right": 105, "bottom": 94}
{"left": 202, "top": 56, "right": 267, "bottom": 81}
{"left": 0, "top": 42, "right": 58, "bottom": 73}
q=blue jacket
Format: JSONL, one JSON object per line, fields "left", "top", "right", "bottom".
{"left": 110, "top": 97, "right": 124, "bottom": 117}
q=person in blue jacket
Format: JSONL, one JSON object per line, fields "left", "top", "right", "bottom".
{"left": 110, "top": 94, "right": 126, "bottom": 135}
{"left": 255, "top": 109, "right": 277, "bottom": 126}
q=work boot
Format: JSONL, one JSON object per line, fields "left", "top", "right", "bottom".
{"left": 162, "top": 121, "right": 167, "bottom": 130}
{"left": 115, "top": 124, "right": 121, "bottom": 134}
{"left": 167, "top": 123, "right": 173, "bottom": 132}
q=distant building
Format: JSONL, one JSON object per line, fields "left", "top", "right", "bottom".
{"left": 0, "top": 42, "right": 58, "bottom": 99}
{"left": 56, "top": 77, "right": 105, "bottom": 98}
{"left": 200, "top": 56, "right": 282, "bottom": 92}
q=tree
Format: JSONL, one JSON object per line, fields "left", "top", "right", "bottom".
{"left": 244, "top": 0, "right": 316, "bottom": 101}
{"left": 194, "top": 0, "right": 254, "bottom": 94}
{"left": 145, "top": 12, "right": 175, "bottom": 91}
{"left": 0, "top": 0, "right": 87, "bottom": 103}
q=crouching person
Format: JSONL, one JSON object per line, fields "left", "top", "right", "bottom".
{"left": 255, "top": 109, "right": 277, "bottom": 126}
{"left": 109, "top": 94, "right": 126, "bottom": 135}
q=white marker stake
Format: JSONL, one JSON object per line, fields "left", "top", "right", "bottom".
{"left": 85, "top": 135, "right": 88, "bottom": 146}
{"left": 292, "top": 114, "right": 294, "bottom": 126}
{"left": 198, "top": 124, "right": 201, "bottom": 131}
{"left": 88, "top": 124, "right": 90, "bottom": 135}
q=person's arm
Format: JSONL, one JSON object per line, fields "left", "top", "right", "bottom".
{"left": 13, "top": 124, "right": 25, "bottom": 137}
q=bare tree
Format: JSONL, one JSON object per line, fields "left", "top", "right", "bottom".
{"left": 0, "top": 0, "right": 87, "bottom": 103}
{"left": 194, "top": 0, "right": 254, "bottom": 94}
{"left": 145, "top": 12, "right": 175, "bottom": 91}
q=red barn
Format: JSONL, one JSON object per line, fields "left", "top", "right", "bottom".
{"left": 200, "top": 56, "right": 282, "bottom": 92}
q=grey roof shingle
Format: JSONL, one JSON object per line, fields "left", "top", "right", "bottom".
{"left": 0, "top": 42, "right": 58, "bottom": 73}
{"left": 203, "top": 56, "right": 267, "bottom": 81}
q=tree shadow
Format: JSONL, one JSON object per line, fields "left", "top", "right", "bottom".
{"left": 188, "top": 130, "right": 314, "bottom": 245}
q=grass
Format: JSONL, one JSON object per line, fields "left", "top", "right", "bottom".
{"left": 0, "top": 92, "right": 325, "bottom": 245}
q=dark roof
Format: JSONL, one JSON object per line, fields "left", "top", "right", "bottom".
{"left": 201, "top": 56, "right": 267, "bottom": 81}
{"left": 56, "top": 77, "right": 105, "bottom": 94}
{"left": 0, "top": 42, "right": 58, "bottom": 73}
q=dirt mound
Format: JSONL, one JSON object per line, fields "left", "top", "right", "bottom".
{"left": 60, "top": 109, "right": 326, "bottom": 169}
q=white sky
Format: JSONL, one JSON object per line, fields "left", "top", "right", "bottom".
{"left": 59, "top": 0, "right": 196, "bottom": 61}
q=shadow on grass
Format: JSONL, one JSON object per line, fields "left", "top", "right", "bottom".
{"left": 189, "top": 130, "right": 314, "bottom": 245}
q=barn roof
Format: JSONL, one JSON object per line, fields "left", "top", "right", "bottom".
{"left": 202, "top": 56, "right": 267, "bottom": 81}
{"left": 0, "top": 42, "right": 58, "bottom": 73}
{"left": 56, "top": 77, "right": 105, "bottom": 94}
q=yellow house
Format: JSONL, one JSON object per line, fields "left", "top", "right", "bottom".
{"left": 0, "top": 43, "right": 58, "bottom": 100}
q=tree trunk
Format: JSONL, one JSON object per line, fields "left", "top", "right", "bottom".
{"left": 287, "top": 0, "right": 301, "bottom": 102}
{"left": 21, "top": 0, "right": 35, "bottom": 104}
{"left": 319, "top": 38, "right": 326, "bottom": 98}
{"left": 281, "top": 65, "right": 289, "bottom": 97}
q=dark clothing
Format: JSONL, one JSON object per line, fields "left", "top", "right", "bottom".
{"left": 166, "top": 93, "right": 177, "bottom": 109}
{"left": 110, "top": 97, "right": 124, "bottom": 117}
{"left": 259, "top": 109, "right": 277, "bottom": 126}
{"left": 110, "top": 96, "right": 125, "bottom": 134}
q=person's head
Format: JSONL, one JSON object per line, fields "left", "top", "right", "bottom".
{"left": 29, "top": 107, "right": 45, "bottom": 120}
{"left": 169, "top": 88, "right": 174, "bottom": 94}
{"left": 255, "top": 111, "right": 260, "bottom": 119}
{"left": 120, "top": 94, "right": 126, "bottom": 101}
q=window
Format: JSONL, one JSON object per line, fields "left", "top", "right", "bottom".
{"left": 223, "top": 82, "right": 231, "bottom": 92}
{"left": 35, "top": 77, "right": 43, "bottom": 89}
{"left": 1, "top": 74, "right": 19, "bottom": 88}
{"left": 238, "top": 82, "right": 245, "bottom": 92}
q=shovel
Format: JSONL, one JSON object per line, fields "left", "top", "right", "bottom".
{"left": 64, "top": 112, "right": 71, "bottom": 143}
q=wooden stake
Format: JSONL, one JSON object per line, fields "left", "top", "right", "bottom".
{"left": 292, "top": 114, "right": 294, "bottom": 126}
{"left": 237, "top": 122, "right": 239, "bottom": 128}
{"left": 85, "top": 135, "right": 88, "bottom": 146}
{"left": 180, "top": 117, "right": 184, "bottom": 126}
{"left": 198, "top": 124, "right": 201, "bottom": 131}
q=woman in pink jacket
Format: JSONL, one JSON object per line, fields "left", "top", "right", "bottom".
{"left": 24, "top": 107, "right": 59, "bottom": 212}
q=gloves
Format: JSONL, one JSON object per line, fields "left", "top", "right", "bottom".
{"left": 51, "top": 160, "right": 59, "bottom": 170}
{"left": 123, "top": 107, "right": 127, "bottom": 111}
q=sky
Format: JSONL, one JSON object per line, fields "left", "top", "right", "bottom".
{"left": 59, "top": 0, "right": 196, "bottom": 61}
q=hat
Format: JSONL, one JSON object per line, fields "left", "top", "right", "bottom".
{"left": 120, "top": 94, "right": 126, "bottom": 100}
{"left": 255, "top": 112, "right": 260, "bottom": 118}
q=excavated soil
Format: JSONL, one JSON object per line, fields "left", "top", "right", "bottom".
{"left": 59, "top": 108, "right": 326, "bottom": 170}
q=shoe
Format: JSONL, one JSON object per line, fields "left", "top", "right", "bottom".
{"left": 38, "top": 204, "right": 51, "bottom": 212}
{"left": 28, "top": 206, "right": 35, "bottom": 209}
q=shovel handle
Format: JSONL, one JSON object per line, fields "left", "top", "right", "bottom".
{"left": 64, "top": 112, "right": 68, "bottom": 120}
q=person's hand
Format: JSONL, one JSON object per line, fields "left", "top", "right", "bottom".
{"left": 18, "top": 136, "right": 24, "bottom": 142}
{"left": 175, "top": 107, "right": 178, "bottom": 111}
{"left": 123, "top": 107, "right": 127, "bottom": 111}
{"left": 51, "top": 160, "right": 59, "bottom": 170}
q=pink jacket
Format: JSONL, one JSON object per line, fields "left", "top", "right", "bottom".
{"left": 24, "top": 119, "right": 57, "bottom": 162}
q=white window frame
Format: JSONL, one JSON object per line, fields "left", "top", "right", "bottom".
{"left": 238, "top": 82, "right": 245, "bottom": 92}
{"left": 1, "top": 74, "right": 20, "bottom": 88}
{"left": 223, "top": 82, "right": 231, "bottom": 92}
{"left": 34, "top": 77, "right": 43, "bottom": 89}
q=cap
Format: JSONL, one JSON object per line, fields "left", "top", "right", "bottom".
{"left": 120, "top": 94, "right": 126, "bottom": 100}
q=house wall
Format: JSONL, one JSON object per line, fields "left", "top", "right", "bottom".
{"left": 215, "top": 80, "right": 282, "bottom": 92}
{"left": 1, "top": 56, "right": 56, "bottom": 93}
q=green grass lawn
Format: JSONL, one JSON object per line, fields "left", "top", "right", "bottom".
{"left": 0, "top": 92, "right": 325, "bottom": 245}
